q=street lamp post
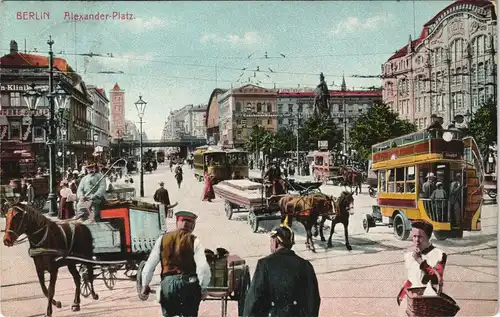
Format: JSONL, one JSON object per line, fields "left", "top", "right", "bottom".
{"left": 134, "top": 96, "right": 147, "bottom": 198}
{"left": 93, "top": 133, "right": 99, "bottom": 155}
{"left": 22, "top": 36, "right": 69, "bottom": 216}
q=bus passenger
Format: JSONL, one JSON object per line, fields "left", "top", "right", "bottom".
{"left": 420, "top": 173, "right": 435, "bottom": 198}
{"left": 449, "top": 173, "right": 462, "bottom": 226}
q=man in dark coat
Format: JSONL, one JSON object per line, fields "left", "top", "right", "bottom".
{"left": 426, "top": 114, "right": 443, "bottom": 137}
{"left": 243, "top": 223, "right": 321, "bottom": 317}
{"left": 153, "top": 181, "right": 171, "bottom": 206}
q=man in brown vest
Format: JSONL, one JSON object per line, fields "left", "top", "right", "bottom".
{"left": 141, "top": 211, "right": 211, "bottom": 317}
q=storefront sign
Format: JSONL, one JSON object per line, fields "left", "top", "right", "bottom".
{"left": 0, "top": 108, "right": 49, "bottom": 116}
{"left": 1, "top": 84, "right": 49, "bottom": 91}
{"left": 279, "top": 88, "right": 314, "bottom": 93}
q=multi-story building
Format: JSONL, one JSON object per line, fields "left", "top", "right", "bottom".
{"left": 277, "top": 78, "right": 382, "bottom": 147}
{"left": 87, "top": 85, "right": 110, "bottom": 149}
{"left": 218, "top": 84, "right": 278, "bottom": 148}
{"left": 205, "top": 88, "right": 227, "bottom": 144}
{"left": 0, "top": 40, "right": 94, "bottom": 178}
{"left": 109, "top": 83, "right": 126, "bottom": 140}
{"left": 184, "top": 104, "right": 207, "bottom": 139}
{"left": 162, "top": 110, "right": 186, "bottom": 140}
{"left": 382, "top": 0, "right": 497, "bottom": 129}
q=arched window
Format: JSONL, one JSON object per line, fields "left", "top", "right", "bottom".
{"left": 235, "top": 102, "right": 241, "bottom": 112}
{"left": 256, "top": 103, "right": 262, "bottom": 112}
{"left": 267, "top": 102, "right": 272, "bottom": 112}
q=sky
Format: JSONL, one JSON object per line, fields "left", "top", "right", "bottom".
{"left": 0, "top": 0, "right": 455, "bottom": 139}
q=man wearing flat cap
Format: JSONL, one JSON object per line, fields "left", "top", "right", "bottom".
{"left": 243, "top": 221, "right": 321, "bottom": 317}
{"left": 141, "top": 211, "right": 211, "bottom": 317}
{"left": 397, "top": 220, "right": 447, "bottom": 306}
{"left": 74, "top": 161, "right": 107, "bottom": 222}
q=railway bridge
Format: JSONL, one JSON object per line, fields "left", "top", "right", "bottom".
{"left": 110, "top": 137, "right": 206, "bottom": 157}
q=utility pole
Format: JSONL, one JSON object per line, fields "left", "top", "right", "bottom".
{"left": 341, "top": 75, "right": 347, "bottom": 154}
{"left": 47, "top": 36, "right": 58, "bottom": 217}
{"left": 296, "top": 112, "right": 300, "bottom": 175}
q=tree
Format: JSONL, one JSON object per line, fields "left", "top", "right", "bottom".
{"left": 349, "top": 102, "right": 417, "bottom": 159}
{"left": 463, "top": 98, "right": 497, "bottom": 156}
{"left": 274, "top": 126, "right": 295, "bottom": 153}
{"left": 298, "top": 116, "right": 343, "bottom": 152}
{"left": 245, "top": 125, "right": 270, "bottom": 154}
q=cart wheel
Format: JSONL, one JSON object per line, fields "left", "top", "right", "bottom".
{"left": 225, "top": 201, "right": 233, "bottom": 220}
{"left": 393, "top": 213, "right": 410, "bottom": 241}
{"left": 79, "top": 265, "right": 91, "bottom": 298}
{"left": 238, "top": 266, "right": 251, "bottom": 316}
{"left": 136, "top": 260, "right": 149, "bottom": 301}
{"left": 248, "top": 210, "right": 259, "bottom": 233}
{"left": 102, "top": 266, "right": 117, "bottom": 290}
{"left": 362, "top": 216, "right": 370, "bottom": 233}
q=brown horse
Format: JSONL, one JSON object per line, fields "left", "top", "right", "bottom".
{"left": 317, "top": 191, "right": 355, "bottom": 250}
{"left": 2, "top": 203, "right": 99, "bottom": 317}
{"left": 278, "top": 191, "right": 354, "bottom": 252}
{"left": 339, "top": 166, "right": 363, "bottom": 195}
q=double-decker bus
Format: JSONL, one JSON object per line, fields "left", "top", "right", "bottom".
{"left": 365, "top": 129, "right": 483, "bottom": 241}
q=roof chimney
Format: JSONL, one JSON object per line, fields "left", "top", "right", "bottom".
{"left": 10, "top": 40, "right": 18, "bottom": 54}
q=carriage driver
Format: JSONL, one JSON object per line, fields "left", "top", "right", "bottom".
{"left": 141, "top": 211, "right": 211, "bottom": 317}
{"left": 74, "top": 162, "right": 107, "bottom": 222}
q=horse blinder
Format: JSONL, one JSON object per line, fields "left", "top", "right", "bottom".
{"left": 3, "top": 206, "right": 26, "bottom": 246}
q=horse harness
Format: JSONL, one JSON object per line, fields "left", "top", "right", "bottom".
{"left": 7, "top": 205, "right": 78, "bottom": 258}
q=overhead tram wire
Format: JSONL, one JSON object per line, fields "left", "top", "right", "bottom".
{"left": 0, "top": 47, "right": 396, "bottom": 78}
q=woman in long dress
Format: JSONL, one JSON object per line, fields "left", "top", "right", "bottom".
{"left": 202, "top": 171, "right": 215, "bottom": 202}
{"left": 58, "top": 181, "right": 76, "bottom": 219}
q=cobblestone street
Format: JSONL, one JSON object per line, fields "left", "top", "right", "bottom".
{"left": 1, "top": 164, "right": 497, "bottom": 316}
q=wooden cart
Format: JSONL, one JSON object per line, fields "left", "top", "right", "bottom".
{"left": 214, "top": 179, "right": 282, "bottom": 232}
{"left": 214, "top": 179, "right": 322, "bottom": 232}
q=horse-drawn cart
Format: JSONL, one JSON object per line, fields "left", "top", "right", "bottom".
{"left": 72, "top": 200, "right": 170, "bottom": 295}
{"left": 214, "top": 179, "right": 281, "bottom": 232}
{"left": 214, "top": 179, "right": 323, "bottom": 233}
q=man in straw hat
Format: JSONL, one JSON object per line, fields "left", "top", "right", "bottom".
{"left": 243, "top": 217, "right": 321, "bottom": 317}
{"left": 397, "top": 220, "right": 447, "bottom": 306}
{"left": 74, "top": 161, "right": 107, "bottom": 222}
{"left": 141, "top": 211, "right": 211, "bottom": 317}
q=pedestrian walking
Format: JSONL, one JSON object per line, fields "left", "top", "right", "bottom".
{"left": 243, "top": 221, "right": 321, "bottom": 317}
{"left": 58, "top": 180, "right": 76, "bottom": 219}
{"left": 174, "top": 164, "right": 183, "bottom": 189}
{"left": 202, "top": 171, "right": 215, "bottom": 202}
{"left": 397, "top": 220, "right": 447, "bottom": 306}
{"left": 140, "top": 211, "right": 211, "bottom": 317}
{"left": 25, "top": 179, "right": 35, "bottom": 205}
{"left": 154, "top": 181, "right": 171, "bottom": 206}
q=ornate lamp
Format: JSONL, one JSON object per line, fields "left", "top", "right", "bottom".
{"left": 23, "top": 83, "right": 42, "bottom": 112}
{"left": 134, "top": 95, "right": 147, "bottom": 119}
{"left": 53, "top": 83, "right": 69, "bottom": 111}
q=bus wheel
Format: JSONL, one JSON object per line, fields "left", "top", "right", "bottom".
{"left": 393, "top": 213, "right": 410, "bottom": 241}
{"left": 451, "top": 229, "right": 463, "bottom": 238}
{"left": 433, "top": 231, "right": 449, "bottom": 241}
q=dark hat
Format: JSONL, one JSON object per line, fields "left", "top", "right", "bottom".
{"left": 175, "top": 211, "right": 198, "bottom": 222}
{"left": 270, "top": 223, "right": 295, "bottom": 248}
{"left": 159, "top": 181, "right": 165, "bottom": 186}
{"left": 431, "top": 114, "right": 438, "bottom": 118}
{"left": 411, "top": 220, "right": 433, "bottom": 238}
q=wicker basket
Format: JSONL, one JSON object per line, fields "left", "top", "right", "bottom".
{"left": 406, "top": 287, "right": 460, "bottom": 317}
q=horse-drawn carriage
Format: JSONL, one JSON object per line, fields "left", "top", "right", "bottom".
{"left": 214, "top": 178, "right": 322, "bottom": 233}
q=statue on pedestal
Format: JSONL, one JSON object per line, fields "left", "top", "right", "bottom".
{"left": 313, "top": 73, "right": 331, "bottom": 117}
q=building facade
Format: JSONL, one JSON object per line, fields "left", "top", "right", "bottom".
{"left": 87, "top": 86, "right": 110, "bottom": 149}
{"left": 0, "top": 40, "right": 94, "bottom": 178}
{"left": 184, "top": 104, "right": 207, "bottom": 139}
{"left": 205, "top": 88, "right": 227, "bottom": 144}
{"left": 382, "top": 0, "right": 497, "bottom": 129}
{"left": 109, "top": 83, "right": 125, "bottom": 140}
{"left": 218, "top": 84, "right": 278, "bottom": 148}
